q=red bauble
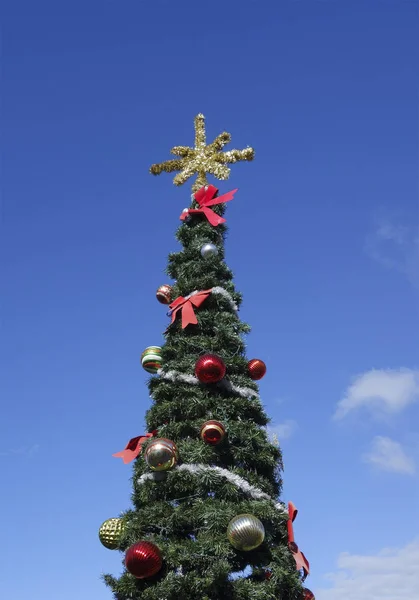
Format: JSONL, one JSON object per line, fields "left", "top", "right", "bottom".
{"left": 125, "top": 541, "right": 162, "bottom": 579}
{"left": 195, "top": 354, "right": 226, "bottom": 383}
{"left": 200, "top": 420, "right": 226, "bottom": 445}
{"left": 156, "top": 284, "right": 173, "bottom": 305}
{"left": 247, "top": 358, "right": 267, "bottom": 380}
{"left": 302, "top": 589, "right": 315, "bottom": 600}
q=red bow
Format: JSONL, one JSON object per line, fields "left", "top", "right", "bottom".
{"left": 180, "top": 184, "right": 238, "bottom": 226}
{"left": 112, "top": 431, "right": 157, "bottom": 464}
{"left": 168, "top": 290, "right": 211, "bottom": 329}
{"left": 287, "top": 502, "right": 310, "bottom": 579}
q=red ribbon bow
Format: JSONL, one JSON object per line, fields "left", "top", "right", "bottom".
{"left": 112, "top": 431, "right": 157, "bottom": 464}
{"left": 168, "top": 290, "right": 211, "bottom": 329}
{"left": 287, "top": 501, "right": 310, "bottom": 579}
{"left": 180, "top": 184, "right": 238, "bottom": 226}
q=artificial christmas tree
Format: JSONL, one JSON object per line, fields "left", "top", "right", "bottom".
{"left": 102, "top": 114, "right": 312, "bottom": 599}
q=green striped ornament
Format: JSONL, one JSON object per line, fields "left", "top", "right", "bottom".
{"left": 141, "top": 346, "right": 162, "bottom": 373}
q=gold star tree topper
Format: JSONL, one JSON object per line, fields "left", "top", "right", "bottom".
{"left": 150, "top": 114, "right": 255, "bottom": 192}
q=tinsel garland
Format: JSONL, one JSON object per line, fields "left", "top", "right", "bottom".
{"left": 211, "top": 286, "right": 239, "bottom": 314}
{"left": 156, "top": 369, "right": 259, "bottom": 401}
{"left": 137, "top": 463, "right": 287, "bottom": 515}
{"left": 174, "top": 286, "right": 238, "bottom": 315}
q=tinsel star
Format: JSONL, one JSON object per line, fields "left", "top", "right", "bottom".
{"left": 150, "top": 113, "right": 255, "bottom": 192}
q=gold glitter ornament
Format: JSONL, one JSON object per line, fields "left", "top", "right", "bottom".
{"left": 98, "top": 517, "right": 125, "bottom": 550}
{"left": 150, "top": 114, "right": 255, "bottom": 192}
{"left": 227, "top": 514, "right": 265, "bottom": 551}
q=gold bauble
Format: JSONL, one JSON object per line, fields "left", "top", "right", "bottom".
{"left": 227, "top": 514, "right": 265, "bottom": 551}
{"left": 98, "top": 517, "right": 125, "bottom": 550}
{"left": 144, "top": 438, "right": 178, "bottom": 471}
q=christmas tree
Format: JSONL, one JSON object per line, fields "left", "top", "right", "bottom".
{"left": 101, "top": 114, "right": 314, "bottom": 600}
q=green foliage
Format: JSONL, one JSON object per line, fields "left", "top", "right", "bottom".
{"left": 103, "top": 194, "right": 304, "bottom": 599}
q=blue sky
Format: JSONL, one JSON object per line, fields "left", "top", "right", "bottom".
{"left": 1, "top": 1, "right": 418, "bottom": 598}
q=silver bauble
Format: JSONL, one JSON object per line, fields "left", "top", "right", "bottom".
{"left": 227, "top": 514, "right": 265, "bottom": 551}
{"left": 200, "top": 243, "right": 218, "bottom": 258}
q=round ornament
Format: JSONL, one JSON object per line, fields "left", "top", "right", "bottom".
{"left": 200, "top": 420, "right": 226, "bottom": 445}
{"left": 181, "top": 208, "right": 191, "bottom": 222}
{"left": 200, "top": 243, "right": 218, "bottom": 259}
{"left": 98, "top": 517, "right": 125, "bottom": 550}
{"left": 144, "top": 438, "right": 178, "bottom": 471}
{"left": 125, "top": 541, "right": 162, "bottom": 579}
{"left": 141, "top": 346, "right": 162, "bottom": 373}
{"left": 227, "top": 514, "right": 265, "bottom": 551}
{"left": 195, "top": 354, "right": 226, "bottom": 384}
{"left": 247, "top": 358, "right": 267, "bottom": 381}
{"left": 156, "top": 284, "right": 173, "bottom": 305}
{"left": 302, "top": 589, "right": 315, "bottom": 600}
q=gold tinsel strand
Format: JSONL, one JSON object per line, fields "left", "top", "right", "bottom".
{"left": 150, "top": 113, "right": 255, "bottom": 192}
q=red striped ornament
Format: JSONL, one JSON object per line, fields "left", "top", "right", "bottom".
{"left": 156, "top": 284, "right": 173, "bottom": 304}
{"left": 247, "top": 358, "right": 266, "bottom": 380}
{"left": 125, "top": 541, "right": 162, "bottom": 579}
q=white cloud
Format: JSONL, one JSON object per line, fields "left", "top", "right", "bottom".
{"left": 0, "top": 444, "right": 40, "bottom": 458}
{"left": 363, "top": 436, "right": 416, "bottom": 475}
{"left": 365, "top": 218, "right": 419, "bottom": 289}
{"left": 267, "top": 419, "right": 298, "bottom": 441}
{"left": 333, "top": 368, "right": 419, "bottom": 420}
{"left": 316, "top": 539, "right": 419, "bottom": 600}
